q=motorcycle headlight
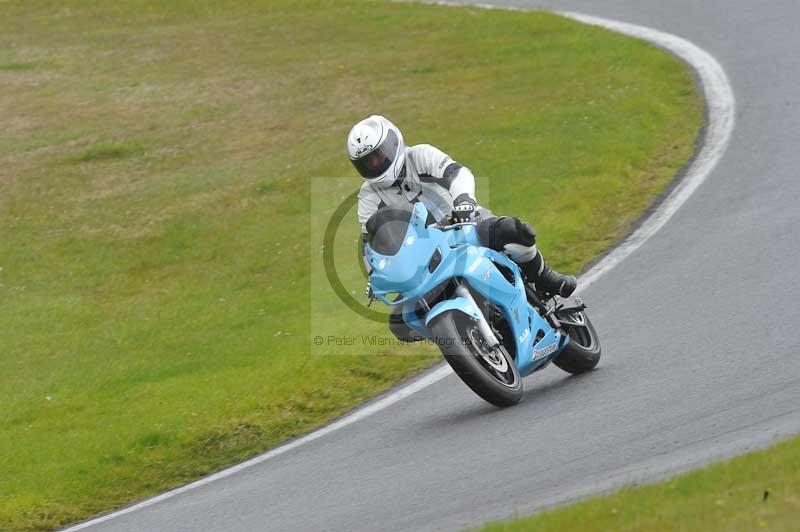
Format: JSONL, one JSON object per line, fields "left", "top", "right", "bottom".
{"left": 428, "top": 247, "right": 442, "bottom": 273}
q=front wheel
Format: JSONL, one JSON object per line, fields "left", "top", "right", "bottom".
{"left": 553, "top": 308, "right": 601, "bottom": 374}
{"left": 430, "top": 310, "right": 522, "bottom": 407}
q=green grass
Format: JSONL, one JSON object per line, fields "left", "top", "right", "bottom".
{"left": 0, "top": 0, "right": 701, "bottom": 529}
{"left": 0, "top": 62, "right": 38, "bottom": 71}
{"left": 71, "top": 142, "right": 144, "bottom": 163}
{"left": 477, "top": 434, "right": 800, "bottom": 532}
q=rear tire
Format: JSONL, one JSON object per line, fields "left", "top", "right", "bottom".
{"left": 430, "top": 310, "right": 522, "bottom": 407}
{"left": 553, "top": 309, "right": 601, "bottom": 374}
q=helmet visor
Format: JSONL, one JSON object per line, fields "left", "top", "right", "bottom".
{"left": 351, "top": 129, "right": 400, "bottom": 179}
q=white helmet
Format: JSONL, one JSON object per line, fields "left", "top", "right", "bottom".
{"left": 346, "top": 115, "right": 405, "bottom": 188}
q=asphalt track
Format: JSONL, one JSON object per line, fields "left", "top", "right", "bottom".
{"left": 67, "top": 1, "right": 800, "bottom": 531}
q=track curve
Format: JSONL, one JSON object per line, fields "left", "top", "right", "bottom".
{"left": 66, "top": 1, "right": 800, "bottom": 531}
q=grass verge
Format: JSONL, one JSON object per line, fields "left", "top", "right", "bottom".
{"left": 0, "top": 0, "right": 701, "bottom": 529}
{"left": 477, "top": 434, "right": 800, "bottom": 532}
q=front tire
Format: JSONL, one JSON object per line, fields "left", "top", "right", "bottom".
{"left": 430, "top": 310, "right": 522, "bottom": 407}
{"left": 553, "top": 309, "right": 601, "bottom": 374}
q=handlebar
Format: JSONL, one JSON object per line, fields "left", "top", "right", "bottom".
{"left": 434, "top": 221, "right": 477, "bottom": 231}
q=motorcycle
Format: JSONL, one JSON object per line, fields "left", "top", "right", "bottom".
{"left": 364, "top": 202, "right": 601, "bottom": 407}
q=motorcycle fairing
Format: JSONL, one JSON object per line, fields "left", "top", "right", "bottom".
{"left": 365, "top": 202, "right": 566, "bottom": 377}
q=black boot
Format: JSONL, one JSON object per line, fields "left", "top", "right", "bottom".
{"left": 519, "top": 249, "right": 577, "bottom": 298}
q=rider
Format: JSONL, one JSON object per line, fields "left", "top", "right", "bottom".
{"left": 347, "top": 115, "right": 577, "bottom": 340}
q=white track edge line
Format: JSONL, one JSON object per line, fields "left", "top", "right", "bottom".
{"left": 559, "top": 11, "right": 736, "bottom": 292}
{"left": 62, "top": 8, "right": 734, "bottom": 531}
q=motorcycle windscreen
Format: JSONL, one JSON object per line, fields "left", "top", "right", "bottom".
{"left": 365, "top": 206, "right": 413, "bottom": 256}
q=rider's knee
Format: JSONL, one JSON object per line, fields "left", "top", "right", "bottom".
{"left": 477, "top": 215, "right": 536, "bottom": 251}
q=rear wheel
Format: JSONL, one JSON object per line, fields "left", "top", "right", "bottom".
{"left": 552, "top": 308, "right": 601, "bottom": 374}
{"left": 430, "top": 310, "right": 522, "bottom": 407}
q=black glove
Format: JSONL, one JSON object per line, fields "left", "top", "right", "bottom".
{"left": 451, "top": 194, "right": 477, "bottom": 223}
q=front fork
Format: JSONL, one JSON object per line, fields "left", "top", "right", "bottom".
{"left": 454, "top": 284, "right": 501, "bottom": 350}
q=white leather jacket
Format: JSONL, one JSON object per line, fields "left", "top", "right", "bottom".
{"left": 357, "top": 144, "right": 476, "bottom": 233}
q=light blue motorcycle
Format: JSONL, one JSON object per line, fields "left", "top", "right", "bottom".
{"left": 364, "top": 202, "right": 601, "bottom": 407}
